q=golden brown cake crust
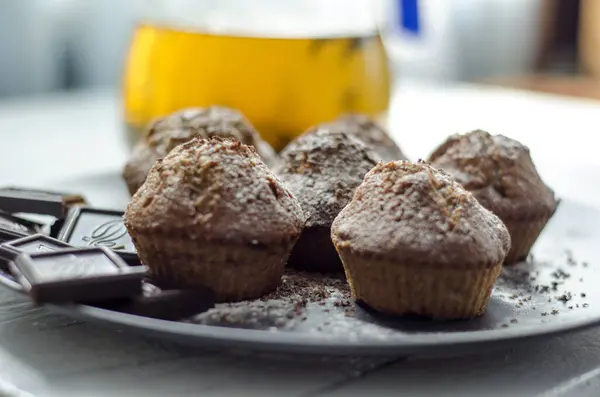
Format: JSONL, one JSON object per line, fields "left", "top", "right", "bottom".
{"left": 312, "top": 114, "right": 407, "bottom": 162}
{"left": 276, "top": 129, "right": 379, "bottom": 229}
{"left": 428, "top": 130, "right": 558, "bottom": 220}
{"left": 331, "top": 161, "right": 511, "bottom": 268}
{"left": 125, "top": 137, "right": 304, "bottom": 246}
{"left": 122, "top": 107, "right": 277, "bottom": 195}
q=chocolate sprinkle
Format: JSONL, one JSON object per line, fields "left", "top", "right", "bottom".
{"left": 191, "top": 270, "right": 352, "bottom": 330}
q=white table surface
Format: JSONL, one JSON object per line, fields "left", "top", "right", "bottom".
{"left": 0, "top": 83, "right": 600, "bottom": 396}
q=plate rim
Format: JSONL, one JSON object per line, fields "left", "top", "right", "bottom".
{"left": 44, "top": 297, "right": 600, "bottom": 356}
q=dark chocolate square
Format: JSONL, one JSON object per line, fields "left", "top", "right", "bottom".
{"left": 0, "top": 187, "right": 70, "bottom": 217}
{"left": 11, "top": 247, "right": 146, "bottom": 304}
{"left": 58, "top": 207, "right": 139, "bottom": 265}
{"left": 0, "top": 234, "right": 73, "bottom": 261}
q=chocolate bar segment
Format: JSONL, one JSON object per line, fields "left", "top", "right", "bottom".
{"left": 0, "top": 228, "right": 28, "bottom": 244}
{"left": 0, "top": 187, "right": 87, "bottom": 218}
{"left": 97, "top": 282, "right": 216, "bottom": 320}
{"left": 0, "top": 223, "right": 31, "bottom": 273}
{"left": 11, "top": 248, "right": 146, "bottom": 304}
{"left": 58, "top": 207, "right": 139, "bottom": 265}
{"left": 0, "top": 210, "right": 42, "bottom": 238}
{"left": 0, "top": 269, "right": 23, "bottom": 292}
{"left": 49, "top": 218, "right": 65, "bottom": 239}
{"left": 0, "top": 234, "right": 72, "bottom": 261}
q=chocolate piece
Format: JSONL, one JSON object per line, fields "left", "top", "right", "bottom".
{"left": 0, "top": 226, "right": 29, "bottom": 274}
{"left": 58, "top": 207, "right": 139, "bottom": 265}
{"left": 49, "top": 218, "right": 64, "bottom": 239}
{"left": 0, "top": 222, "right": 32, "bottom": 270}
{"left": 0, "top": 210, "right": 43, "bottom": 237}
{"left": 0, "top": 227, "right": 28, "bottom": 243}
{"left": 97, "top": 282, "right": 216, "bottom": 320}
{"left": 0, "top": 187, "right": 85, "bottom": 217}
{"left": 0, "top": 234, "right": 72, "bottom": 261}
{"left": 0, "top": 269, "right": 22, "bottom": 291}
{"left": 11, "top": 248, "right": 146, "bottom": 304}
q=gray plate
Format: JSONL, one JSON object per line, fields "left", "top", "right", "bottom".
{"left": 7, "top": 173, "right": 600, "bottom": 356}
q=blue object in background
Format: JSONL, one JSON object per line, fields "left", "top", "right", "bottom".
{"left": 400, "top": 0, "right": 420, "bottom": 35}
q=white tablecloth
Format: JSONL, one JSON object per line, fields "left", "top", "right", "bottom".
{"left": 0, "top": 83, "right": 599, "bottom": 396}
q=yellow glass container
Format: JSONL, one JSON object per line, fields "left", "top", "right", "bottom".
{"left": 122, "top": 0, "right": 391, "bottom": 150}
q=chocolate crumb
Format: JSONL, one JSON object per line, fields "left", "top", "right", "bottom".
{"left": 551, "top": 310, "right": 559, "bottom": 315}
{"left": 510, "top": 319, "right": 518, "bottom": 324}
{"left": 191, "top": 269, "right": 351, "bottom": 331}
{"left": 568, "top": 306, "right": 573, "bottom": 309}
{"left": 541, "top": 312, "right": 548, "bottom": 316}
{"left": 557, "top": 292, "right": 573, "bottom": 303}
{"left": 583, "top": 262, "right": 589, "bottom": 268}
{"left": 583, "top": 303, "right": 589, "bottom": 308}
{"left": 566, "top": 249, "right": 576, "bottom": 266}
{"left": 551, "top": 269, "right": 571, "bottom": 280}
{"left": 581, "top": 293, "right": 587, "bottom": 298}
{"left": 263, "top": 270, "right": 350, "bottom": 303}
{"left": 501, "top": 324, "right": 509, "bottom": 328}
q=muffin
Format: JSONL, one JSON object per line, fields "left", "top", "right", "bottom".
{"left": 331, "top": 161, "right": 511, "bottom": 319}
{"left": 315, "top": 114, "right": 407, "bottom": 162}
{"left": 124, "top": 137, "right": 305, "bottom": 302}
{"left": 429, "top": 130, "right": 558, "bottom": 264}
{"left": 122, "top": 107, "right": 277, "bottom": 195}
{"left": 275, "top": 128, "right": 379, "bottom": 272}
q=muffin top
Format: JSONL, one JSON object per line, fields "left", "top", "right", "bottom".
{"left": 331, "top": 161, "right": 510, "bottom": 267}
{"left": 275, "top": 129, "right": 379, "bottom": 229}
{"left": 314, "top": 114, "right": 406, "bottom": 162}
{"left": 125, "top": 137, "right": 305, "bottom": 245}
{"left": 428, "top": 130, "right": 557, "bottom": 219}
{"left": 144, "top": 106, "right": 275, "bottom": 160}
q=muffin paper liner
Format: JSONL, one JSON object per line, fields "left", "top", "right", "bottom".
{"left": 503, "top": 216, "right": 554, "bottom": 265}
{"left": 129, "top": 232, "right": 293, "bottom": 302}
{"left": 336, "top": 249, "right": 502, "bottom": 319}
{"left": 287, "top": 226, "right": 343, "bottom": 272}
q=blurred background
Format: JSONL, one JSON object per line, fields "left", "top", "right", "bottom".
{"left": 1, "top": 0, "right": 598, "bottom": 153}
{"left": 0, "top": 0, "right": 589, "bottom": 98}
